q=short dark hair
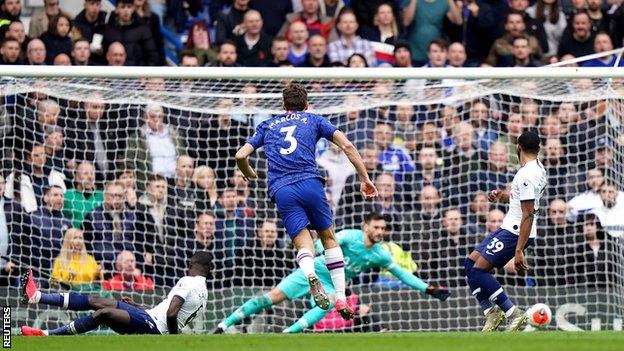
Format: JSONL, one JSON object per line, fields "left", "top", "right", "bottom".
{"left": 506, "top": 11, "right": 525, "bottom": 23}
{"left": 146, "top": 173, "right": 167, "bottom": 184}
{"left": 190, "top": 251, "right": 213, "bottom": 272}
{"left": 219, "top": 39, "right": 236, "bottom": 53}
{"left": 364, "top": 212, "right": 386, "bottom": 224}
{"left": 428, "top": 38, "right": 448, "bottom": 52}
{"left": 518, "top": 130, "right": 541, "bottom": 154}
{"left": 117, "top": 0, "right": 134, "bottom": 6}
{"left": 282, "top": 83, "right": 308, "bottom": 111}
{"left": 180, "top": 52, "right": 198, "bottom": 61}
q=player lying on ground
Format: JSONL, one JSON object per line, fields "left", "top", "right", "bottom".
{"left": 235, "top": 83, "right": 378, "bottom": 319}
{"left": 213, "top": 213, "right": 450, "bottom": 333}
{"left": 464, "top": 131, "right": 547, "bottom": 332}
{"left": 20, "top": 252, "right": 212, "bottom": 336}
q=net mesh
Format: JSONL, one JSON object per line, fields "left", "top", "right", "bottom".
{"left": 1, "top": 74, "right": 624, "bottom": 332}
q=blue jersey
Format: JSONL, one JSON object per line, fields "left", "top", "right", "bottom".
{"left": 246, "top": 111, "right": 337, "bottom": 197}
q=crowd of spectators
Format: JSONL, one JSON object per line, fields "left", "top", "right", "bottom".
{"left": 0, "top": 76, "right": 622, "bottom": 292}
{"left": 1, "top": 0, "right": 624, "bottom": 68}
{"left": 0, "top": 0, "right": 623, "bottom": 299}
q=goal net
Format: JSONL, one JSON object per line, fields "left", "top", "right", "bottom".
{"left": 1, "top": 69, "right": 623, "bottom": 333}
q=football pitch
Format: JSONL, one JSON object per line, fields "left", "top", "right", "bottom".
{"left": 12, "top": 332, "right": 624, "bottom": 351}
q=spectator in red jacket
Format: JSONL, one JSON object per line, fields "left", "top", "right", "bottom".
{"left": 103, "top": 250, "right": 155, "bottom": 291}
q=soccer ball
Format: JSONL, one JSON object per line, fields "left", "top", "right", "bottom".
{"left": 526, "top": 303, "right": 552, "bottom": 327}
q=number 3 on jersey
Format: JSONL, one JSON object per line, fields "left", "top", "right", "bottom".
{"left": 280, "top": 125, "right": 298, "bottom": 155}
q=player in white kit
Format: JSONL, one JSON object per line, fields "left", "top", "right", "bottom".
{"left": 464, "top": 131, "right": 547, "bottom": 332}
{"left": 20, "top": 252, "right": 211, "bottom": 336}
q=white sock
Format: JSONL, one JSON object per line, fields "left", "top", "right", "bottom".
{"left": 296, "top": 248, "right": 316, "bottom": 278}
{"left": 324, "top": 247, "right": 346, "bottom": 301}
{"left": 32, "top": 290, "right": 42, "bottom": 304}
{"left": 505, "top": 306, "right": 517, "bottom": 318}
{"left": 483, "top": 307, "right": 492, "bottom": 316}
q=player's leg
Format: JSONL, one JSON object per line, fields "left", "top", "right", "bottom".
{"left": 273, "top": 183, "right": 330, "bottom": 309}
{"left": 468, "top": 230, "right": 528, "bottom": 331}
{"left": 301, "top": 179, "right": 349, "bottom": 317}
{"left": 466, "top": 250, "right": 505, "bottom": 331}
{"left": 214, "top": 269, "right": 313, "bottom": 333}
{"left": 21, "top": 269, "right": 116, "bottom": 311}
{"left": 22, "top": 308, "right": 125, "bottom": 336}
{"left": 282, "top": 303, "right": 333, "bottom": 333}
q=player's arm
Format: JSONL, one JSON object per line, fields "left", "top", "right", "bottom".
{"left": 488, "top": 188, "right": 510, "bottom": 203}
{"left": 331, "top": 130, "right": 378, "bottom": 199}
{"left": 235, "top": 143, "right": 258, "bottom": 181}
{"left": 515, "top": 200, "right": 534, "bottom": 272}
{"left": 166, "top": 295, "right": 185, "bottom": 335}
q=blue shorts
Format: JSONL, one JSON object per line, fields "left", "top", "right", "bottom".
{"left": 476, "top": 228, "right": 534, "bottom": 268}
{"left": 273, "top": 178, "right": 333, "bottom": 239}
{"left": 111, "top": 301, "right": 161, "bottom": 335}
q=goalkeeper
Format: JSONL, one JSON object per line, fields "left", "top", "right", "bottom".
{"left": 213, "top": 212, "right": 450, "bottom": 333}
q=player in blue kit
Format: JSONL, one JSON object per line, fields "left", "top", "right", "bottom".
{"left": 464, "top": 131, "right": 547, "bottom": 332}
{"left": 213, "top": 213, "right": 450, "bottom": 333}
{"left": 235, "top": 83, "right": 378, "bottom": 320}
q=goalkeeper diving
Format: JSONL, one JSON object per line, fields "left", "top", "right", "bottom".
{"left": 213, "top": 212, "right": 450, "bottom": 333}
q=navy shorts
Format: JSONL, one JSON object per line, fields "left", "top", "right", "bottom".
{"left": 476, "top": 228, "right": 534, "bottom": 268}
{"left": 273, "top": 178, "right": 333, "bottom": 239}
{"left": 111, "top": 301, "right": 161, "bottom": 335}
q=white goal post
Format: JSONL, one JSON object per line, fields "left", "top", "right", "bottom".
{"left": 1, "top": 66, "right": 623, "bottom": 333}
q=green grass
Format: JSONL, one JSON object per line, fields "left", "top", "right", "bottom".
{"left": 11, "top": 332, "right": 624, "bottom": 351}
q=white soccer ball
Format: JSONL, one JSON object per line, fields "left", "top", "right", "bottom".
{"left": 526, "top": 303, "right": 552, "bottom": 327}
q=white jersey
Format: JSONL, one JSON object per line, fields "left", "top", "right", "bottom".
{"left": 146, "top": 275, "right": 208, "bottom": 334}
{"left": 500, "top": 159, "right": 548, "bottom": 238}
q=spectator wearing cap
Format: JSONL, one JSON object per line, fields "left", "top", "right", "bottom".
{"left": 393, "top": 41, "right": 412, "bottom": 67}
{"left": 233, "top": 10, "right": 273, "bottom": 66}
{"left": 592, "top": 136, "right": 614, "bottom": 172}
{"left": 581, "top": 32, "right": 624, "bottom": 67}
{"left": 29, "top": 0, "right": 61, "bottom": 38}
{"left": 102, "top": 250, "right": 155, "bottom": 291}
